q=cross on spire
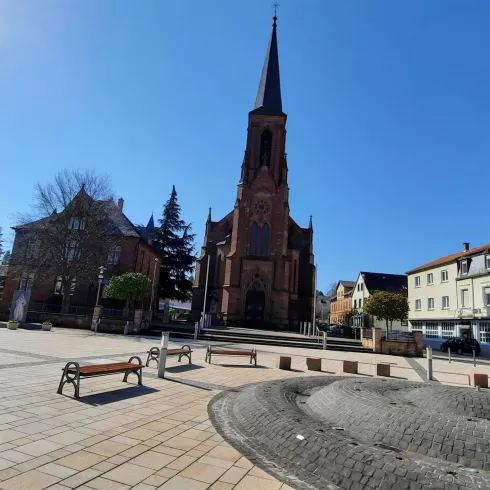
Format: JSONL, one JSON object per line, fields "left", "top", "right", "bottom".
{"left": 272, "top": 2, "right": 280, "bottom": 23}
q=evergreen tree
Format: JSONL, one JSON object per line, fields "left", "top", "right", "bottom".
{"left": 155, "top": 186, "right": 196, "bottom": 302}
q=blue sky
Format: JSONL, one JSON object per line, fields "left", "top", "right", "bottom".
{"left": 1, "top": 0, "right": 489, "bottom": 292}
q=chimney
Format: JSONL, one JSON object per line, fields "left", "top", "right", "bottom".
{"left": 463, "top": 242, "right": 470, "bottom": 252}
{"left": 117, "top": 198, "right": 124, "bottom": 212}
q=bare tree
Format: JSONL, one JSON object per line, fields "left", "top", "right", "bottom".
{"left": 11, "top": 169, "right": 117, "bottom": 312}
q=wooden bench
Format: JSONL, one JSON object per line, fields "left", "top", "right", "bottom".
{"left": 145, "top": 345, "right": 192, "bottom": 367}
{"left": 57, "top": 356, "right": 143, "bottom": 399}
{"left": 205, "top": 346, "right": 257, "bottom": 366}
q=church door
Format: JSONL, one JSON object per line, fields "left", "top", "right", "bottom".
{"left": 245, "top": 290, "right": 265, "bottom": 323}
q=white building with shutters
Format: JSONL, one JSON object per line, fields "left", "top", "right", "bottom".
{"left": 407, "top": 242, "right": 490, "bottom": 354}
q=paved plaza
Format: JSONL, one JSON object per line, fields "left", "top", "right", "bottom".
{"left": 0, "top": 328, "right": 490, "bottom": 489}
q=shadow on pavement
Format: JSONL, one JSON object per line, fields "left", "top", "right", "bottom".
{"left": 77, "top": 385, "right": 158, "bottom": 406}
{"left": 165, "top": 364, "right": 203, "bottom": 373}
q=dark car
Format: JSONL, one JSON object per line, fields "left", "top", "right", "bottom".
{"left": 440, "top": 337, "right": 480, "bottom": 356}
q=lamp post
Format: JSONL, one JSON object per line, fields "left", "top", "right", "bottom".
{"left": 150, "top": 258, "right": 158, "bottom": 312}
{"left": 94, "top": 266, "right": 106, "bottom": 335}
{"left": 95, "top": 266, "right": 106, "bottom": 306}
{"left": 201, "top": 254, "right": 211, "bottom": 329}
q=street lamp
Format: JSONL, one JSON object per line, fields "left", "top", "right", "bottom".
{"left": 95, "top": 266, "right": 107, "bottom": 306}
{"left": 150, "top": 258, "right": 158, "bottom": 312}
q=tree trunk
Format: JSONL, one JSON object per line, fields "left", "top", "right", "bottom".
{"left": 61, "top": 292, "right": 71, "bottom": 314}
{"left": 385, "top": 319, "right": 389, "bottom": 339}
{"left": 123, "top": 299, "right": 129, "bottom": 320}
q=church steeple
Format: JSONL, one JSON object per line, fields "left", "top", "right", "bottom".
{"left": 251, "top": 13, "right": 283, "bottom": 115}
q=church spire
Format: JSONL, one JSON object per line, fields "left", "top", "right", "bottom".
{"left": 251, "top": 11, "right": 283, "bottom": 115}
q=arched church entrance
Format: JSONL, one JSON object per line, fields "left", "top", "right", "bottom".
{"left": 244, "top": 275, "right": 266, "bottom": 324}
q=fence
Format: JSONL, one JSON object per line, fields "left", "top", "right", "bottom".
{"left": 382, "top": 331, "right": 415, "bottom": 342}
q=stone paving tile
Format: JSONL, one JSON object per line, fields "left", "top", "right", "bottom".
{"left": 218, "top": 467, "right": 249, "bottom": 484}
{"left": 157, "top": 475, "right": 210, "bottom": 489}
{"left": 18, "top": 440, "right": 64, "bottom": 456}
{"left": 13, "top": 453, "right": 56, "bottom": 472}
{"left": 0, "top": 468, "right": 60, "bottom": 490}
{"left": 58, "top": 468, "right": 102, "bottom": 488}
{"left": 180, "top": 461, "right": 228, "bottom": 484}
{"left": 233, "top": 476, "right": 282, "bottom": 490}
{"left": 37, "top": 462, "right": 79, "bottom": 479}
{"left": 0, "top": 448, "right": 34, "bottom": 463}
{"left": 130, "top": 450, "right": 176, "bottom": 470}
{"left": 103, "top": 462, "right": 155, "bottom": 486}
{"left": 84, "top": 476, "right": 131, "bottom": 489}
{"left": 55, "top": 450, "right": 106, "bottom": 471}
{"left": 84, "top": 440, "right": 131, "bottom": 457}
{"left": 166, "top": 454, "right": 198, "bottom": 471}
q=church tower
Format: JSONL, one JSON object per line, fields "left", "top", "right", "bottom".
{"left": 191, "top": 13, "right": 314, "bottom": 330}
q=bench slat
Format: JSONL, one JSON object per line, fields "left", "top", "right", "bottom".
{"left": 68, "top": 363, "right": 142, "bottom": 376}
{"left": 167, "top": 348, "right": 192, "bottom": 355}
{"left": 210, "top": 350, "right": 253, "bottom": 355}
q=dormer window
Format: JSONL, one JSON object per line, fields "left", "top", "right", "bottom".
{"left": 68, "top": 218, "right": 85, "bottom": 230}
{"left": 461, "top": 260, "right": 468, "bottom": 275}
{"left": 486, "top": 255, "right": 490, "bottom": 270}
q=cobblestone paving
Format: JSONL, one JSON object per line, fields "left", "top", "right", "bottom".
{"left": 209, "top": 376, "right": 490, "bottom": 489}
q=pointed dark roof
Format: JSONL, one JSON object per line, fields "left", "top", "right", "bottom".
{"left": 250, "top": 16, "right": 283, "bottom": 116}
{"left": 360, "top": 272, "right": 408, "bottom": 296}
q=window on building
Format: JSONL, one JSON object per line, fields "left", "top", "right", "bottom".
{"left": 54, "top": 276, "right": 76, "bottom": 296}
{"left": 441, "top": 296, "right": 449, "bottom": 309}
{"left": 68, "top": 218, "right": 85, "bottom": 230}
{"left": 427, "top": 273, "right": 433, "bottom": 285}
{"left": 461, "top": 260, "right": 468, "bottom": 275}
{"left": 18, "top": 273, "right": 34, "bottom": 291}
{"left": 415, "top": 299, "right": 421, "bottom": 311}
{"left": 486, "top": 255, "right": 490, "bottom": 270}
{"left": 410, "top": 321, "right": 423, "bottom": 331}
{"left": 25, "top": 241, "right": 36, "bottom": 259}
{"left": 425, "top": 321, "right": 439, "bottom": 338}
{"left": 107, "top": 246, "right": 121, "bottom": 265}
{"left": 428, "top": 298, "right": 434, "bottom": 310}
{"left": 461, "top": 288, "right": 469, "bottom": 307}
{"left": 484, "top": 287, "right": 490, "bottom": 306}
{"left": 441, "top": 322, "right": 455, "bottom": 339}
{"left": 441, "top": 270, "right": 448, "bottom": 282}
{"left": 101, "top": 279, "right": 110, "bottom": 299}
{"left": 260, "top": 223, "right": 269, "bottom": 256}
{"left": 480, "top": 322, "right": 490, "bottom": 343}
{"left": 354, "top": 299, "right": 357, "bottom": 308}
{"left": 359, "top": 298, "right": 362, "bottom": 308}
{"left": 415, "top": 276, "right": 420, "bottom": 288}
{"left": 250, "top": 223, "right": 258, "bottom": 255}
{"left": 66, "top": 241, "right": 77, "bottom": 262}
{"left": 259, "top": 130, "right": 272, "bottom": 167}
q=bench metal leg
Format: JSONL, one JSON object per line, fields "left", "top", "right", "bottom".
{"left": 57, "top": 362, "right": 81, "bottom": 399}
{"left": 179, "top": 345, "right": 192, "bottom": 364}
{"left": 205, "top": 346, "right": 211, "bottom": 364}
{"left": 123, "top": 356, "right": 143, "bottom": 386}
{"left": 146, "top": 348, "right": 160, "bottom": 367}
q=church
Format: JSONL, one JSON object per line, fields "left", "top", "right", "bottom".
{"left": 191, "top": 14, "right": 315, "bottom": 330}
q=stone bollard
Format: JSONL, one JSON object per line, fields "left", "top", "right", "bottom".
{"left": 343, "top": 360, "right": 358, "bottom": 374}
{"left": 377, "top": 363, "right": 391, "bottom": 377}
{"left": 306, "top": 358, "right": 322, "bottom": 371}
{"left": 278, "top": 356, "right": 291, "bottom": 370}
{"left": 469, "top": 372, "right": 488, "bottom": 388}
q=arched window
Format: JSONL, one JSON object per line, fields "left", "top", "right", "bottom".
{"left": 250, "top": 223, "right": 258, "bottom": 255}
{"left": 260, "top": 223, "right": 269, "bottom": 256}
{"left": 259, "top": 130, "right": 272, "bottom": 167}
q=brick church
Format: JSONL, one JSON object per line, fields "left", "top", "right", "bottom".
{"left": 191, "top": 14, "right": 315, "bottom": 330}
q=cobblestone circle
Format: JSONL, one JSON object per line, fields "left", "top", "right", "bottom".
{"left": 208, "top": 376, "right": 490, "bottom": 489}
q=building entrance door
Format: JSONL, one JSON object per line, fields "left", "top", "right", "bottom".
{"left": 245, "top": 290, "right": 265, "bottom": 323}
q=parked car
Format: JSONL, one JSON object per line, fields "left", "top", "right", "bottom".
{"left": 440, "top": 337, "right": 480, "bottom": 356}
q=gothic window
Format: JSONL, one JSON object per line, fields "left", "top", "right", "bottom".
{"left": 260, "top": 130, "right": 272, "bottom": 167}
{"left": 292, "top": 259, "right": 297, "bottom": 293}
{"left": 250, "top": 223, "right": 258, "bottom": 255}
{"left": 260, "top": 223, "right": 269, "bottom": 256}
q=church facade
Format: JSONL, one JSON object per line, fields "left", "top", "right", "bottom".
{"left": 191, "top": 15, "right": 315, "bottom": 330}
